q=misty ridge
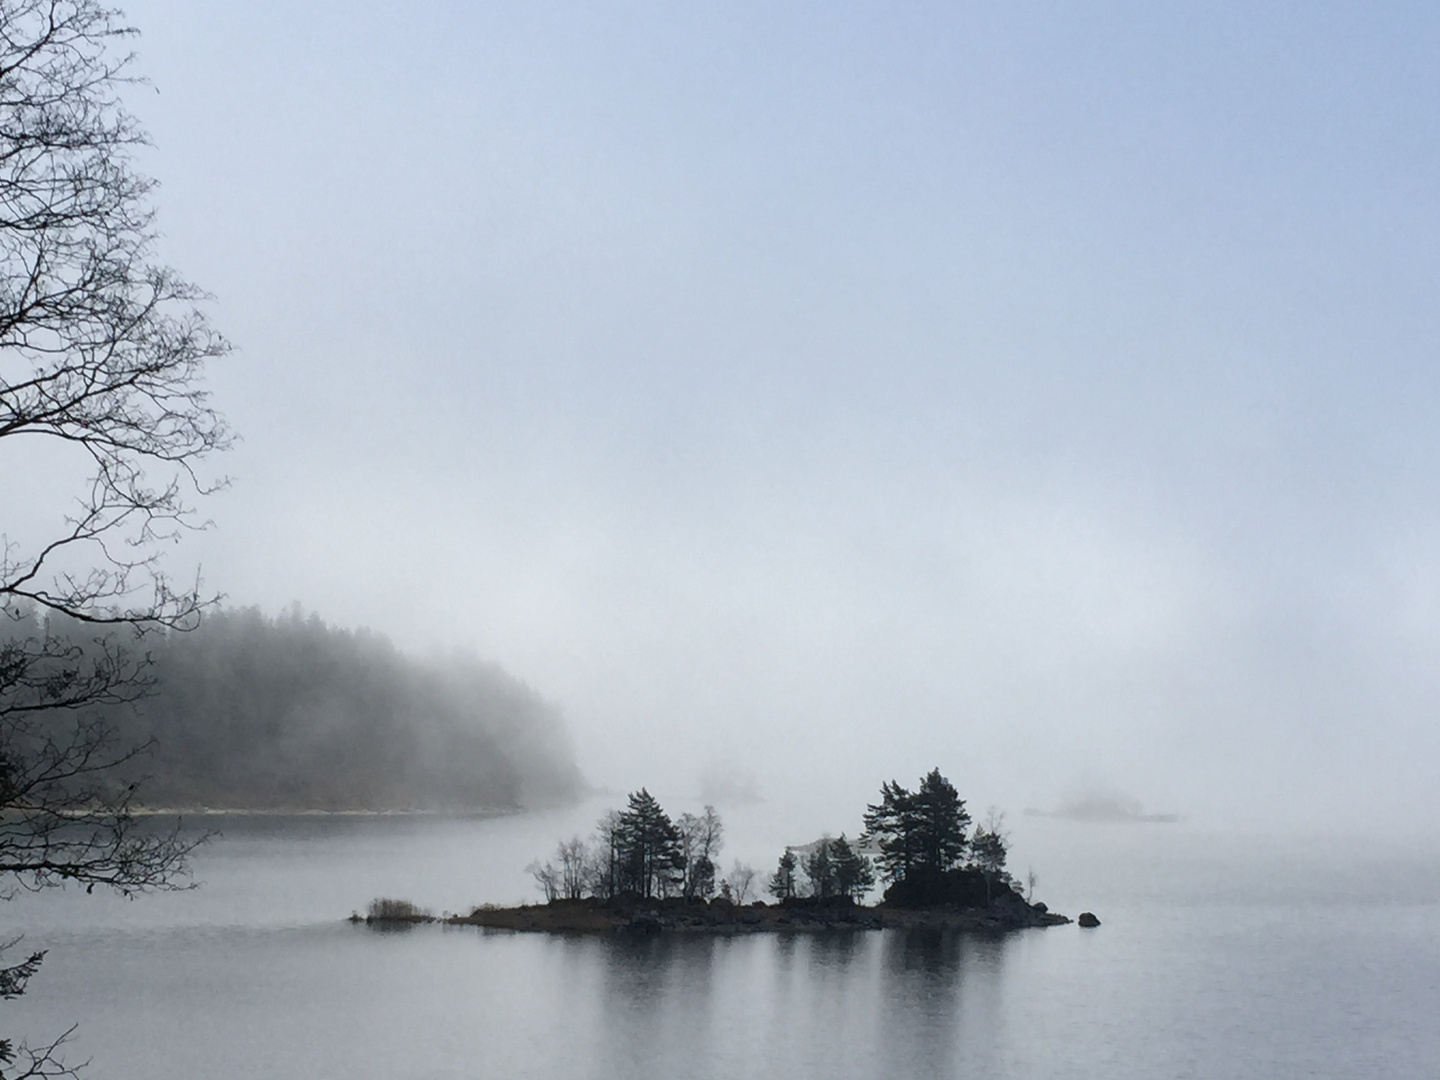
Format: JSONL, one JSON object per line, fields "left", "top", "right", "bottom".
{"left": 8, "top": 604, "right": 583, "bottom": 812}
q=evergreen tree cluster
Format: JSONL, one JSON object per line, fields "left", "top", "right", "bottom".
{"left": 863, "top": 768, "right": 973, "bottom": 886}
{"left": 530, "top": 769, "right": 1017, "bottom": 912}
{"left": 766, "top": 767, "right": 1015, "bottom": 908}
{"left": 781, "top": 835, "right": 876, "bottom": 901}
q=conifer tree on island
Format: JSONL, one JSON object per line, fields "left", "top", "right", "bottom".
{"left": 796, "top": 835, "right": 876, "bottom": 902}
{"left": 507, "top": 770, "right": 1051, "bottom": 936}
{"left": 767, "top": 848, "right": 798, "bottom": 900}
{"left": 802, "top": 838, "right": 837, "bottom": 899}
{"left": 968, "top": 810, "right": 1011, "bottom": 905}
{"left": 616, "top": 789, "right": 684, "bottom": 899}
{"left": 829, "top": 834, "right": 875, "bottom": 901}
{"left": 863, "top": 768, "right": 977, "bottom": 906}
{"left": 0, "top": 2, "right": 230, "bottom": 1073}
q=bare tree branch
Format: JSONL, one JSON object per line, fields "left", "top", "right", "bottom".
{"left": 0, "top": 1, "right": 231, "bottom": 1070}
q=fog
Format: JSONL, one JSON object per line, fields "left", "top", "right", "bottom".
{"left": 11, "top": 1, "right": 1436, "bottom": 833}
{"left": 12, "top": 606, "right": 581, "bottom": 811}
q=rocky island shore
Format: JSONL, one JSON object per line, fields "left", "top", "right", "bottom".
{"left": 450, "top": 889, "right": 1069, "bottom": 935}
{"left": 356, "top": 887, "right": 1071, "bottom": 935}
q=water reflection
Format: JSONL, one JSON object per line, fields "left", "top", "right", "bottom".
{"left": 873, "top": 928, "right": 1018, "bottom": 1078}
{"left": 586, "top": 934, "right": 716, "bottom": 1077}
{"left": 806, "top": 927, "right": 866, "bottom": 969}
{"left": 11, "top": 816, "right": 1429, "bottom": 1080}
{"left": 17, "top": 895, "right": 1425, "bottom": 1080}
{"left": 513, "top": 928, "right": 1024, "bottom": 1080}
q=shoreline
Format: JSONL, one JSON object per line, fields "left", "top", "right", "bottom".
{"left": 358, "top": 895, "right": 1073, "bottom": 935}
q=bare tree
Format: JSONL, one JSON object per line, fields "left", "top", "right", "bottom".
{"left": 0, "top": 1, "right": 230, "bottom": 1073}
{"left": 526, "top": 836, "right": 588, "bottom": 903}
{"left": 722, "top": 860, "right": 756, "bottom": 905}
{"left": 555, "top": 836, "right": 587, "bottom": 900}
{"left": 676, "top": 804, "right": 723, "bottom": 900}
{"left": 585, "top": 810, "right": 624, "bottom": 900}
{"left": 526, "top": 859, "right": 560, "bottom": 902}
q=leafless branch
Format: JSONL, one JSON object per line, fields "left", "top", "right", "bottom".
{"left": 0, "top": 2, "right": 230, "bottom": 1066}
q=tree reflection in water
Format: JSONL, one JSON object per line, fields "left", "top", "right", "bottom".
{"left": 550, "top": 928, "right": 1021, "bottom": 1080}
{"left": 879, "top": 928, "right": 1014, "bottom": 1078}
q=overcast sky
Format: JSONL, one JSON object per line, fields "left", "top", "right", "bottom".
{"left": 51, "top": 0, "right": 1438, "bottom": 831}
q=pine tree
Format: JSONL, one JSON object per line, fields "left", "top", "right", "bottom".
{"left": 767, "top": 848, "right": 798, "bottom": 899}
{"left": 863, "top": 779, "right": 918, "bottom": 883}
{"left": 616, "top": 789, "right": 683, "bottom": 899}
{"left": 862, "top": 768, "right": 971, "bottom": 898}
{"left": 803, "top": 839, "right": 836, "bottom": 899}
{"left": 911, "top": 768, "right": 971, "bottom": 877}
{"left": 830, "top": 834, "right": 876, "bottom": 901}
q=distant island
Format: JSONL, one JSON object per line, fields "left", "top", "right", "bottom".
{"left": 1024, "top": 794, "right": 1179, "bottom": 824}
{"left": 360, "top": 769, "right": 1081, "bottom": 934}
{"left": 15, "top": 605, "right": 583, "bottom": 812}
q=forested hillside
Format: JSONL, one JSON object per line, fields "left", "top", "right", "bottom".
{"left": 15, "top": 606, "right": 583, "bottom": 811}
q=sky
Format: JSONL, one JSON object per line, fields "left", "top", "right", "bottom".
{"left": 26, "top": 0, "right": 1438, "bottom": 832}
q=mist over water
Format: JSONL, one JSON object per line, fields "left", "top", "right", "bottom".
{"left": 29, "top": 0, "right": 1422, "bottom": 835}
{"left": 5, "top": 2, "right": 1440, "bottom": 1075}
{"left": 108, "top": 606, "right": 582, "bottom": 811}
{"left": 7, "top": 813, "right": 1438, "bottom": 1080}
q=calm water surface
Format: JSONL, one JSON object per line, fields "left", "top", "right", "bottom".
{"left": 5, "top": 807, "right": 1438, "bottom": 1079}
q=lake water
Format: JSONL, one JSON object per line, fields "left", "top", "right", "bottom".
{"left": 4, "top": 802, "right": 1439, "bottom": 1079}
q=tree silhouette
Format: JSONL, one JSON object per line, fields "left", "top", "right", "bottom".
{"left": 768, "top": 848, "right": 798, "bottom": 900}
{"left": 803, "top": 839, "right": 837, "bottom": 899}
{"left": 863, "top": 768, "right": 971, "bottom": 903}
{"left": 830, "top": 834, "right": 875, "bottom": 901}
{"left": 616, "top": 789, "right": 683, "bottom": 899}
{"left": 968, "top": 810, "right": 1011, "bottom": 904}
{"left": 676, "top": 805, "right": 723, "bottom": 900}
{"left": 910, "top": 768, "right": 971, "bottom": 877}
{"left": 863, "top": 779, "right": 918, "bottom": 883}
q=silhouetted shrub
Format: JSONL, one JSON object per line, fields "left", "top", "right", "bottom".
{"left": 366, "top": 898, "right": 430, "bottom": 921}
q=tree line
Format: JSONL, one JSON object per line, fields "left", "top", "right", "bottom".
{"left": 530, "top": 791, "right": 760, "bottom": 903}
{"left": 6, "top": 603, "right": 584, "bottom": 811}
{"left": 531, "top": 768, "right": 1015, "bottom": 909}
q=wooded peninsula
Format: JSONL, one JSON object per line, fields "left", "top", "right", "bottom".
{"left": 7, "top": 604, "right": 583, "bottom": 812}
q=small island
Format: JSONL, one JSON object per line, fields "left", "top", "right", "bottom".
{"left": 360, "top": 769, "right": 1076, "bottom": 935}
{"left": 449, "top": 891, "right": 1065, "bottom": 935}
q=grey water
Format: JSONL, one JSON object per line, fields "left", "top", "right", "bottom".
{"left": 5, "top": 805, "right": 1439, "bottom": 1080}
